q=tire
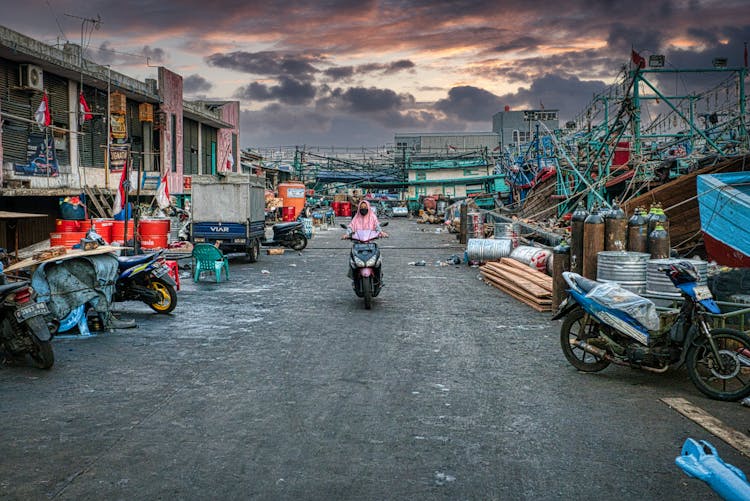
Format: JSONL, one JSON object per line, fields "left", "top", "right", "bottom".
{"left": 29, "top": 339, "right": 54, "bottom": 369}
{"left": 560, "top": 308, "right": 610, "bottom": 372}
{"left": 686, "top": 328, "right": 750, "bottom": 401}
{"left": 146, "top": 278, "right": 177, "bottom": 314}
{"left": 362, "top": 276, "right": 373, "bottom": 310}
{"left": 290, "top": 232, "right": 307, "bottom": 251}
{"left": 246, "top": 239, "right": 260, "bottom": 263}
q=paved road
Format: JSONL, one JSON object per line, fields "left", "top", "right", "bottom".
{"left": 1, "top": 217, "right": 748, "bottom": 500}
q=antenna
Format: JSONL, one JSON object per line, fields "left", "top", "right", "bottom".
{"left": 46, "top": 0, "right": 69, "bottom": 44}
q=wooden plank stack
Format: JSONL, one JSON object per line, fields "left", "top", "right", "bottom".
{"left": 480, "top": 258, "right": 553, "bottom": 312}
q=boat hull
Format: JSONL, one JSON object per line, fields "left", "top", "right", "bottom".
{"left": 697, "top": 171, "right": 750, "bottom": 267}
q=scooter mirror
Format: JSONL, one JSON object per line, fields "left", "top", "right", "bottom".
{"left": 381, "top": 222, "right": 389, "bottom": 227}
{"left": 340, "top": 224, "right": 348, "bottom": 229}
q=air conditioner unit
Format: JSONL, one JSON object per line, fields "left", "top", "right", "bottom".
{"left": 19, "top": 64, "right": 43, "bottom": 91}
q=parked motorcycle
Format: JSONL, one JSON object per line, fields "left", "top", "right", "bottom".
{"left": 0, "top": 274, "right": 54, "bottom": 369}
{"left": 262, "top": 221, "right": 307, "bottom": 251}
{"left": 114, "top": 249, "right": 177, "bottom": 314}
{"left": 341, "top": 222, "right": 388, "bottom": 309}
{"left": 554, "top": 261, "right": 750, "bottom": 401}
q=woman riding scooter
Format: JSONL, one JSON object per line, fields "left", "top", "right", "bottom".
{"left": 341, "top": 200, "right": 389, "bottom": 240}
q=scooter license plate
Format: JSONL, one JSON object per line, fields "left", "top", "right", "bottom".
{"left": 154, "top": 265, "right": 170, "bottom": 278}
{"left": 693, "top": 285, "right": 713, "bottom": 301}
{"left": 14, "top": 302, "right": 49, "bottom": 322}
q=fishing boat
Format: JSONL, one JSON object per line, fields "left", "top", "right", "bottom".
{"left": 696, "top": 171, "right": 750, "bottom": 267}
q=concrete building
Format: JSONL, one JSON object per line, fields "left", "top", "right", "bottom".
{"left": 393, "top": 132, "right": 504, "bottom": 199}
{"left": 0, "top": 25, "right": 239, "bottom": 248}
{"left": 492, "top": 108, "right": 560, "bottom": 151}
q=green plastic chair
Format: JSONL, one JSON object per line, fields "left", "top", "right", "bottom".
{"left": 192, "top": 243, "right": 229, "bottom": 283}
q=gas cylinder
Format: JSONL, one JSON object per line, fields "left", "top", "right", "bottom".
{"left": 570, "top": 201, "right": 589, "bottom": 275}
{"left": 605, "top": 202, "right": 627, "bottom": 251}
{"left": 552, "top": 240, "right": 571, "bottom": 310}
{"left": 649, "top": 223, "right": 671, "bottom": 259}
{"left": 627, "top": 207, "right": 649, "bottom": 253}
{"left": 647, "top": 203, "right": 669, "bottom": 235}
{"left": 583, "top": 210, "right": 605, "bottom": 280}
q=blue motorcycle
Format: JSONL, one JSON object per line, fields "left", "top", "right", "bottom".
{"left": 114, "top": 249, "right": 177, "bottom": 314}
{"left": 553, "top": 261, "right": 750, "bottom": 401}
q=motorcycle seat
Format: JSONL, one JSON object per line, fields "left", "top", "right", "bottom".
{"left": 117, "top": 252, "right": 159, "bottom": 267}
{"left": 273, "top": 222, "right": 302, "bottom": 231}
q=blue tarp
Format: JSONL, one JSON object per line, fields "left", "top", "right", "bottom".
{"left": 315, "top": 170, "right": 399, "bottom": 184}
{"left": 32, "top": 254, "right": 119, "bottom": 320}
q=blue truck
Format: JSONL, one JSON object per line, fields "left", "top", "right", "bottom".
{"left": 190, "top": 174, "right": 266, "bottom": 262}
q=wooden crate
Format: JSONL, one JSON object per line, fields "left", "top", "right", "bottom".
{"left": 110, "top": 92, "right": 126, "bottom": 115}
{"left": 138, "top": 102, "right": 153, "bottom": 122}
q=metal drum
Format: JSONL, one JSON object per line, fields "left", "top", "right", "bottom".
{"left": 467, "top": 212, "right": 484, "bottom": 239}
{"left": 596, "top": 251, "right": 650, "bottom": 294}
{"left": 510, "top": 245, "right": 552, "bottom": 273}
{"left": 493, "top": 222, "right": 515, "bottom": 239}
{"left": 647, "top": 258, "right": 708, "bottom": 298}
{"left": 436, "top": 200, "right": 447, "bottom": 215}
{"left": 466, "top": 238, "right": 513, "bottom": 262}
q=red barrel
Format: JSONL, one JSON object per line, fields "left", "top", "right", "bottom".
{"left": 138, "top": 218, "right": 170, "bottom": 249}
{"left": 111, "top": 220, "right": 135, "bottom": 243}
{"left": 50, "top": 231, "right": 87, "bottom": 249}
{"left": 341, "top": 202, "right": 351, "bottom": 218}
{"left": 332, "top": 201, "right": 341, "bottom": 216}
{"left": 56, "top": 219, "right": 91, "bottom": 232}
{"left": 140, "top": 234, "right": 169, "bottom": 249}
{"left": 282, "top": 206, "right": 296, "bottom": 222}
{"left": 92, "top": 219, "right": 114, "bottom": 243}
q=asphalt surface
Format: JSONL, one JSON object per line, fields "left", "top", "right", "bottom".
{"left": 1, "top": 217, "right": 749, "bottom": 500}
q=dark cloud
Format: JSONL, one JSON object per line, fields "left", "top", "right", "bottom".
{"left": 321, "top": 86, "right": 410, "bottom": 113}
{"left": 235, "top": 76, "right": 317, "bottom": 105}
{"left": 87, "top": 41, "right": 168, "bottom": 67}
{"left": 496, "top": 74, "right": 608, "bottom": 122}
{"left": 435, "top": 86, "right": 503, "bottom": 122}
{"left": 142, "top": 45, "right": 166, "bottom": 63}
{"left": 323, "top": 66, "right": 355, "bottom": 80}
{"left": 206, "top": 51, "right": 323, "bottom": 79}
{"left": 183, "top": 74, "right": 213, "bottom": 93}
{"left": 323, "top": 60, "right": 416, "bottom": 81}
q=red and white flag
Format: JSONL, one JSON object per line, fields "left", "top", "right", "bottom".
{"left": 112, "top": 163, "right": 128, "bottom": 216}
{"left": 34, "top": 92, "right": 51, "bottom": 130}
{"left": 631, "top": 49, "right": 646, "bottom": 69}
{"left": 155, "top": 173, "right": 170, "bottom": 209}
{"left": 79, "top": 92, "right": 93, "bottom": 126}
{"left": 447, "top": 145, "right": 457, "bottom": 151}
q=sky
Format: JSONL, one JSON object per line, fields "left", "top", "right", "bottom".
{"left": 2, "top": 0, "right": 750, "bottom": 148}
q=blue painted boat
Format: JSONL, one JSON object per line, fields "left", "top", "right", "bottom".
{"left": 696, "top": 171, "right": 750, "bottom": 267}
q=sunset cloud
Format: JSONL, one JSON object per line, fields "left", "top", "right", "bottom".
{"left": 3, "top": 0, "right": 749, "bottom": 145}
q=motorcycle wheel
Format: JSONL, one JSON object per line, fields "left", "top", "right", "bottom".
{"left": 362, "top": 276, "right": 373, "bottom": 310}
{"left": 29, "top": 339, "right": 54, "bottom": 369}
{"left": 246, "top": 239, "right": 260, "bottom": 263}
{"left": 146, "top": 278, "right": 177, "bottom": 314}
{"left": 290, "top": 233, "right": 307, "bottom": 251}
{"left": 686, "top": 328, "right": 750, "bottom": 401}
{"left": 560, "top": 308, "right": 610, "bottom": 372}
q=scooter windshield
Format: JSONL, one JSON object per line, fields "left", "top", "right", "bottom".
{"left": 352, "top": 230, "right": 380, "bottom": 242}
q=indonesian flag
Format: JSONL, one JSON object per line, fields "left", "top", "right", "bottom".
{"left": 112, "top": 163, "right": 128, "bottom": 216}
{"left": 447, "top": 145, "right": 457, "bottom": 151}
{"left": 631, "top": 49, "right": 646, "bottom": 69}
{"left": 34, "top": 92, "right": 51, "bottom": 130}
{"left": 79, "top": 92, "right": 93, "bottom": 126}
{"left": 155, "top": 173, "right": 170, "bottom": 209}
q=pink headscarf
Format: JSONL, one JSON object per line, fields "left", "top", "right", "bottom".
{"left": 348, "top": 200, "right": 381, "bottom": 233}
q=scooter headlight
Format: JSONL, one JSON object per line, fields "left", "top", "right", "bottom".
{"left": 365, "top": 256, "right": 378, "bottom": 267}
{"left": 353, "top": 256, "right": 366, "bottom": 267}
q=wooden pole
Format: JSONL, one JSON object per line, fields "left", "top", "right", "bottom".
{"left": 459, "top": 202, "right": 468, "bottom": 245}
